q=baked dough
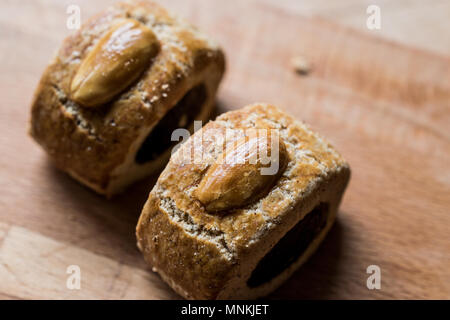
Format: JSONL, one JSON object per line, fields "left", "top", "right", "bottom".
{"left": 30, "top": 0, "right": 225, "bottom": 196}
{"left": 136, "top": 103, "right": 350, "bottom": 299}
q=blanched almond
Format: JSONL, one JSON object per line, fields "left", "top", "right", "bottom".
{"left": 71, "top": 19, "right": 159, "bottom": 107}
{"left": 194, "top": 130, "right": 289, "bottom": 212}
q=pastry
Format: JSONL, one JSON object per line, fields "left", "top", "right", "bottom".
{"left": 29, "top": 0, "right": 225, "bottom": 196}
{"left": 136, "top": 103, "right": 350, "bottom": 299}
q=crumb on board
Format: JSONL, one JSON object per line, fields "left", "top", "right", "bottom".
{"left": 291, "top": 55, "right": 311, "bottom": 75}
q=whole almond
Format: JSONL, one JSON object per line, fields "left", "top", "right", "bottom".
{"left": 194, "top": 130, "right": 289, "bottom": 212}
{"left": 71, "top": 19, "right": 159, "bottom": 107}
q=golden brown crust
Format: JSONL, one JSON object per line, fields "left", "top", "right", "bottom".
{"left": 137, "top": 196, "right": 234, "bottom": 299}
{"left": 136, "top": 103, "right": 351, "bottom": 299}
{"left": 30, "top": 0, "right": 225, "bottom": 195}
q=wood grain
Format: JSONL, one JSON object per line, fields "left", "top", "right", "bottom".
{"left": 259, "top": 0, "right": 450, "bottom": 56}
{"left": 0, "top": 0, "right": 449, "bottom": 299}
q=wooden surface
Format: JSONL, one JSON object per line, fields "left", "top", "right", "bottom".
{"left": 0, "top": 0, "right": 449, "bottom": 300}
{"left": 260, "top": 0, "right": 450, "bottom": 56}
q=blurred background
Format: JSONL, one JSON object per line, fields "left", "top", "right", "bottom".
{"left": 0, "top": 0, "right": 449, "bottom": 299}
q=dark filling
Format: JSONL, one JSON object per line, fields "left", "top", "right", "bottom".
{"left": 247, "top": 203, "right": 329, "bottom": 288}
{"left": 135, "top": 84, "right": 208, "bottom": 164}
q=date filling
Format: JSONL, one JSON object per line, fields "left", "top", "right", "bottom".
{"left": 247, "top": 203, "right": 329, "bottom": 288}
{"left": 135, "top": 84, "right": 207, "bottom": 164}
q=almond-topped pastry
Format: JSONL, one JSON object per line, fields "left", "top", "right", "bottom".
{"left": 136, "top": 104, "right": 351, "bottom": 299}
{"left": 194, "top": 130, "right": 289, "bottom": 212}
{"left": 30, "top": 0, "right": 225, "bottom": 196}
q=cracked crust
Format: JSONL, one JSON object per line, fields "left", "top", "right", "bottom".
{"left": 136, "top": 104, "right": 351, "bottom": 299}
{"left": 29, "top": 0, "right": 225, "bottom": 196}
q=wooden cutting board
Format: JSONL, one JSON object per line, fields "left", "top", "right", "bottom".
{"left": 0, "top": 0, "right": 449, "bottom": 300}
